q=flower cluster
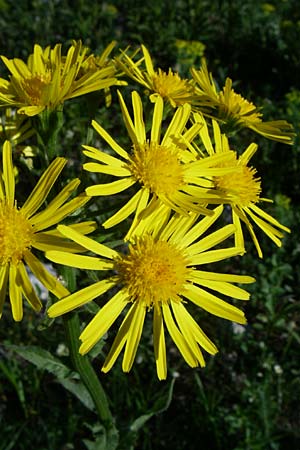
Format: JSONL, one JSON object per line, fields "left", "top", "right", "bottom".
{"left": 0, "top": 41, "right": 292, "bottom": 379}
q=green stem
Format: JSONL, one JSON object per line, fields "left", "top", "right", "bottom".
{"left": 33, "top": 107, "right": 65, "bottom": 163}
{"left": 63, "top": 312, "right": 115, "bottom": 428}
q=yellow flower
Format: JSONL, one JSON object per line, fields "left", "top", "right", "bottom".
{"left": 0, "top": 140, "right": 95, "bottom": 321}
{"left": 46, "top": 206, "right": 254, "bottom": 380}
{"left": 83, "top": 90, "right": 237, "bottom": 239}
{"left": 191, "top": 59, "right": 294, "bottom": 144}
{"left": 116, "top": 44, "right": 194, "bottom": 107}
{"left": 194, "top": 114, "right": 291, "bottom": 257}
{"left": 77, "top": 40, "right": 127, "bottom": 107}
{"left": 0, "top": 41, "right": 119, "bottom": 116}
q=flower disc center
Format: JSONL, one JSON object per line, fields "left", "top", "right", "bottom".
{"left": 116, "top": 236, "right": 190, "bottom": 307}
{"left": 0, "top": 202, "right": 34, "bottom": 265}
{"left": 129, "top": 142, "right": 184, "bottom": 195}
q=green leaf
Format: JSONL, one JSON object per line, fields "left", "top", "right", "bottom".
{"left": 83, "top": 423, "right": 119, "bottom": 450}
{"left": 5, "top": 344, "right": 95, "bottom": 411}
{"left": 129, "top": 378, "right": 175, "bottom": 433}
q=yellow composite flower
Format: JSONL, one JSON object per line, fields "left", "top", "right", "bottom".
{"left": 193, "top": 114, "right": 291, "bottom": 257}
{"left": 0, "top": 40, "right": 120, "bottom": 116}
{"left": 46, "top": 205, "right": 255, "bottom": 380}
{"left": 191, "top": 59, "right": 294, "bottom": 144}
{"left": 77, "top": 40, "right": 127, "bottom": 107}
{"left": 83, "top": 90, "right": 238, "bottom": 239}
{"left": 0, "top": 140, "right": 95, "bottom": 321}
{"left": 116, "top": 44, "right": 195, "bottom": 107}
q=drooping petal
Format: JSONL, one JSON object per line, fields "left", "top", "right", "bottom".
{"left": 24, "top": 250, "right": 69, "bottom": 299}
{"left": 171, "top": 301, "right": 205, "bottom": 366}
{"left": 102, "top": 303, "right": 137, "bottom": 373}
{"left": 184, "top": 283, "right": 246, "bottom": 324}
{"left": 162, "top": 303, "right": 198, "bottom": 367}
{"left": 0, "top": 264, "right": 9, "bottom": 318}
{"left": 122, "top": 302, "right": 146, "bottom": 372}
{"left": 16, "top": 262, "right": 42, "bottom": 311}
{"left": 79, "top": 290, "right": 129, "bottom": 354}
{"left": 153, "top": 304, "right": 167, "bottom": 380}
{"left": 9, "top": 265, "right": 23, "bottom": 321}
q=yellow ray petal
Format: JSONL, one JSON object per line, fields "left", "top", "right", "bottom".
{"left": 132, "top": 91, "right": 146, "bottom": 144}
{"left": 173, "top": 205, "right": 224, "bottom": 248}
{"left": 3, "top": 141, "right": 15, "bottom": 205}
{"left": 172, "top": 301, "right": 217, "bottom": 355}
{"left": 0, "top": 264, "right": 9, "bottom": 317}
{"left": 46, "top": 251, "right": 113, "bottom": 270}
{"left": 189, "top": 247, "right": 245, "bottom": 265}
{"left": 102, "top": 188, "right": 144, "bottom": 229}
{"left": 162, "top": 103, "right": 191, "bottom": 147}
{"left": 184, "top": 284, "right": 246, "bottom": 324}
{"left": 16, "top": 262, "right": 42, "bottom": 311}
{"left": 186, "top": 224, "right": 236, "bottom": 256}
{"left": 162, "top": 303, "right": 198, "bottom": 367}
{"left": 79, "top": 290, "right": 129, "bottom": 354}
{"left": 29, "top": 178, "right": 81, "bottom": 225}
{"left": 83, "top": 162, "right": 131, "bottom": 177}
{"left": 24, "top": 250, "right": 69, "bottom": 299}
{"left": 189, "top": 270, "right": 255, "bottom": 284}
{"left": 171, "top": 301, "right": 205, "bottom": 366}
{"left": 150, "top": 95, "right": 163, "bottom": 143}
{"left": 82, "top": 145, "right": 126, "bottom": 167}
{"left": 122, "top": 302, "right": 146, "bottom": 372}
{"left": 153, "top": 304, "right": 167, "bottom": 380}
{"left": 48, "top": 279, "right": 115, "bottom": 318}
{"left": 22, "top": 157, "right": 67, "bottom": 218}
{"left": 56, "top": 225, "right": 119, "bottom": 259}
{"left": 190, "top": 277, "right": 251, "bottom": 300}
{"left": 31, "top": 195, "right": 90, "bottom": 232}
{"left": 117, "top": 90, "right": 139, "bottom": 145}
{"left": 9, "top": 265, "right": 23, "bottom": 321}
{"left": 141, "top": 45, "right": 155, "bottom": 76}
{"left": 91, "top": 119, "right": 130, "bottom": 160}
{"left": 248, "top": 203, "right": 291, "bottom": 232}
{"left": 86, "top": 177, "right": 136, "bottom": 197}
{"left": 238, "top": 143, "right": 258, "bottom": 165}
{"left": 102, "top": 303, "right": 136, "bottom": 373}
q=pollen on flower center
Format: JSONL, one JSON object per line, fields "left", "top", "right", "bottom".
{"left": 0, "top": 202, "right": 34, "bottom": 265}
{"left": 214, "top": 163, "right": 262, "bottom": 207}
{"left": 22, "top": 73, "right": 52, "bottom": 105}
{"left": 128, "top": 142, "right": 184, "bottom": 195}
{"left": 152, "top": 69, "right": 192, "bottom": 105}
{"left": 115, "top": 236, "right": 191, "bottom": 308}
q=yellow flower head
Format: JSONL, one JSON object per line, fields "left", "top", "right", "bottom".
{"left": 0, "top": 41, "right": 119, "bottom": 116}
{"left": 0, "top": 140, "right": 95, "bottom": 321}
{"left": 46, "top": 206, "right": 255, "bottom": 380}
{"left": 116, "top": 44, "right": 195, "bottom": 107}
{"left": 83, "top": 90, "right": 238, "bottom": 239}
{"left": 194, "top": 114, "right": 291, "bottom": 257}
{"left": 191, "top": 59, "right": 295, "bottom": 144}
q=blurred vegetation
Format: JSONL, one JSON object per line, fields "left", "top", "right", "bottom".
{"left": 0, "top": 0, "right": 299, "bottom": 449}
